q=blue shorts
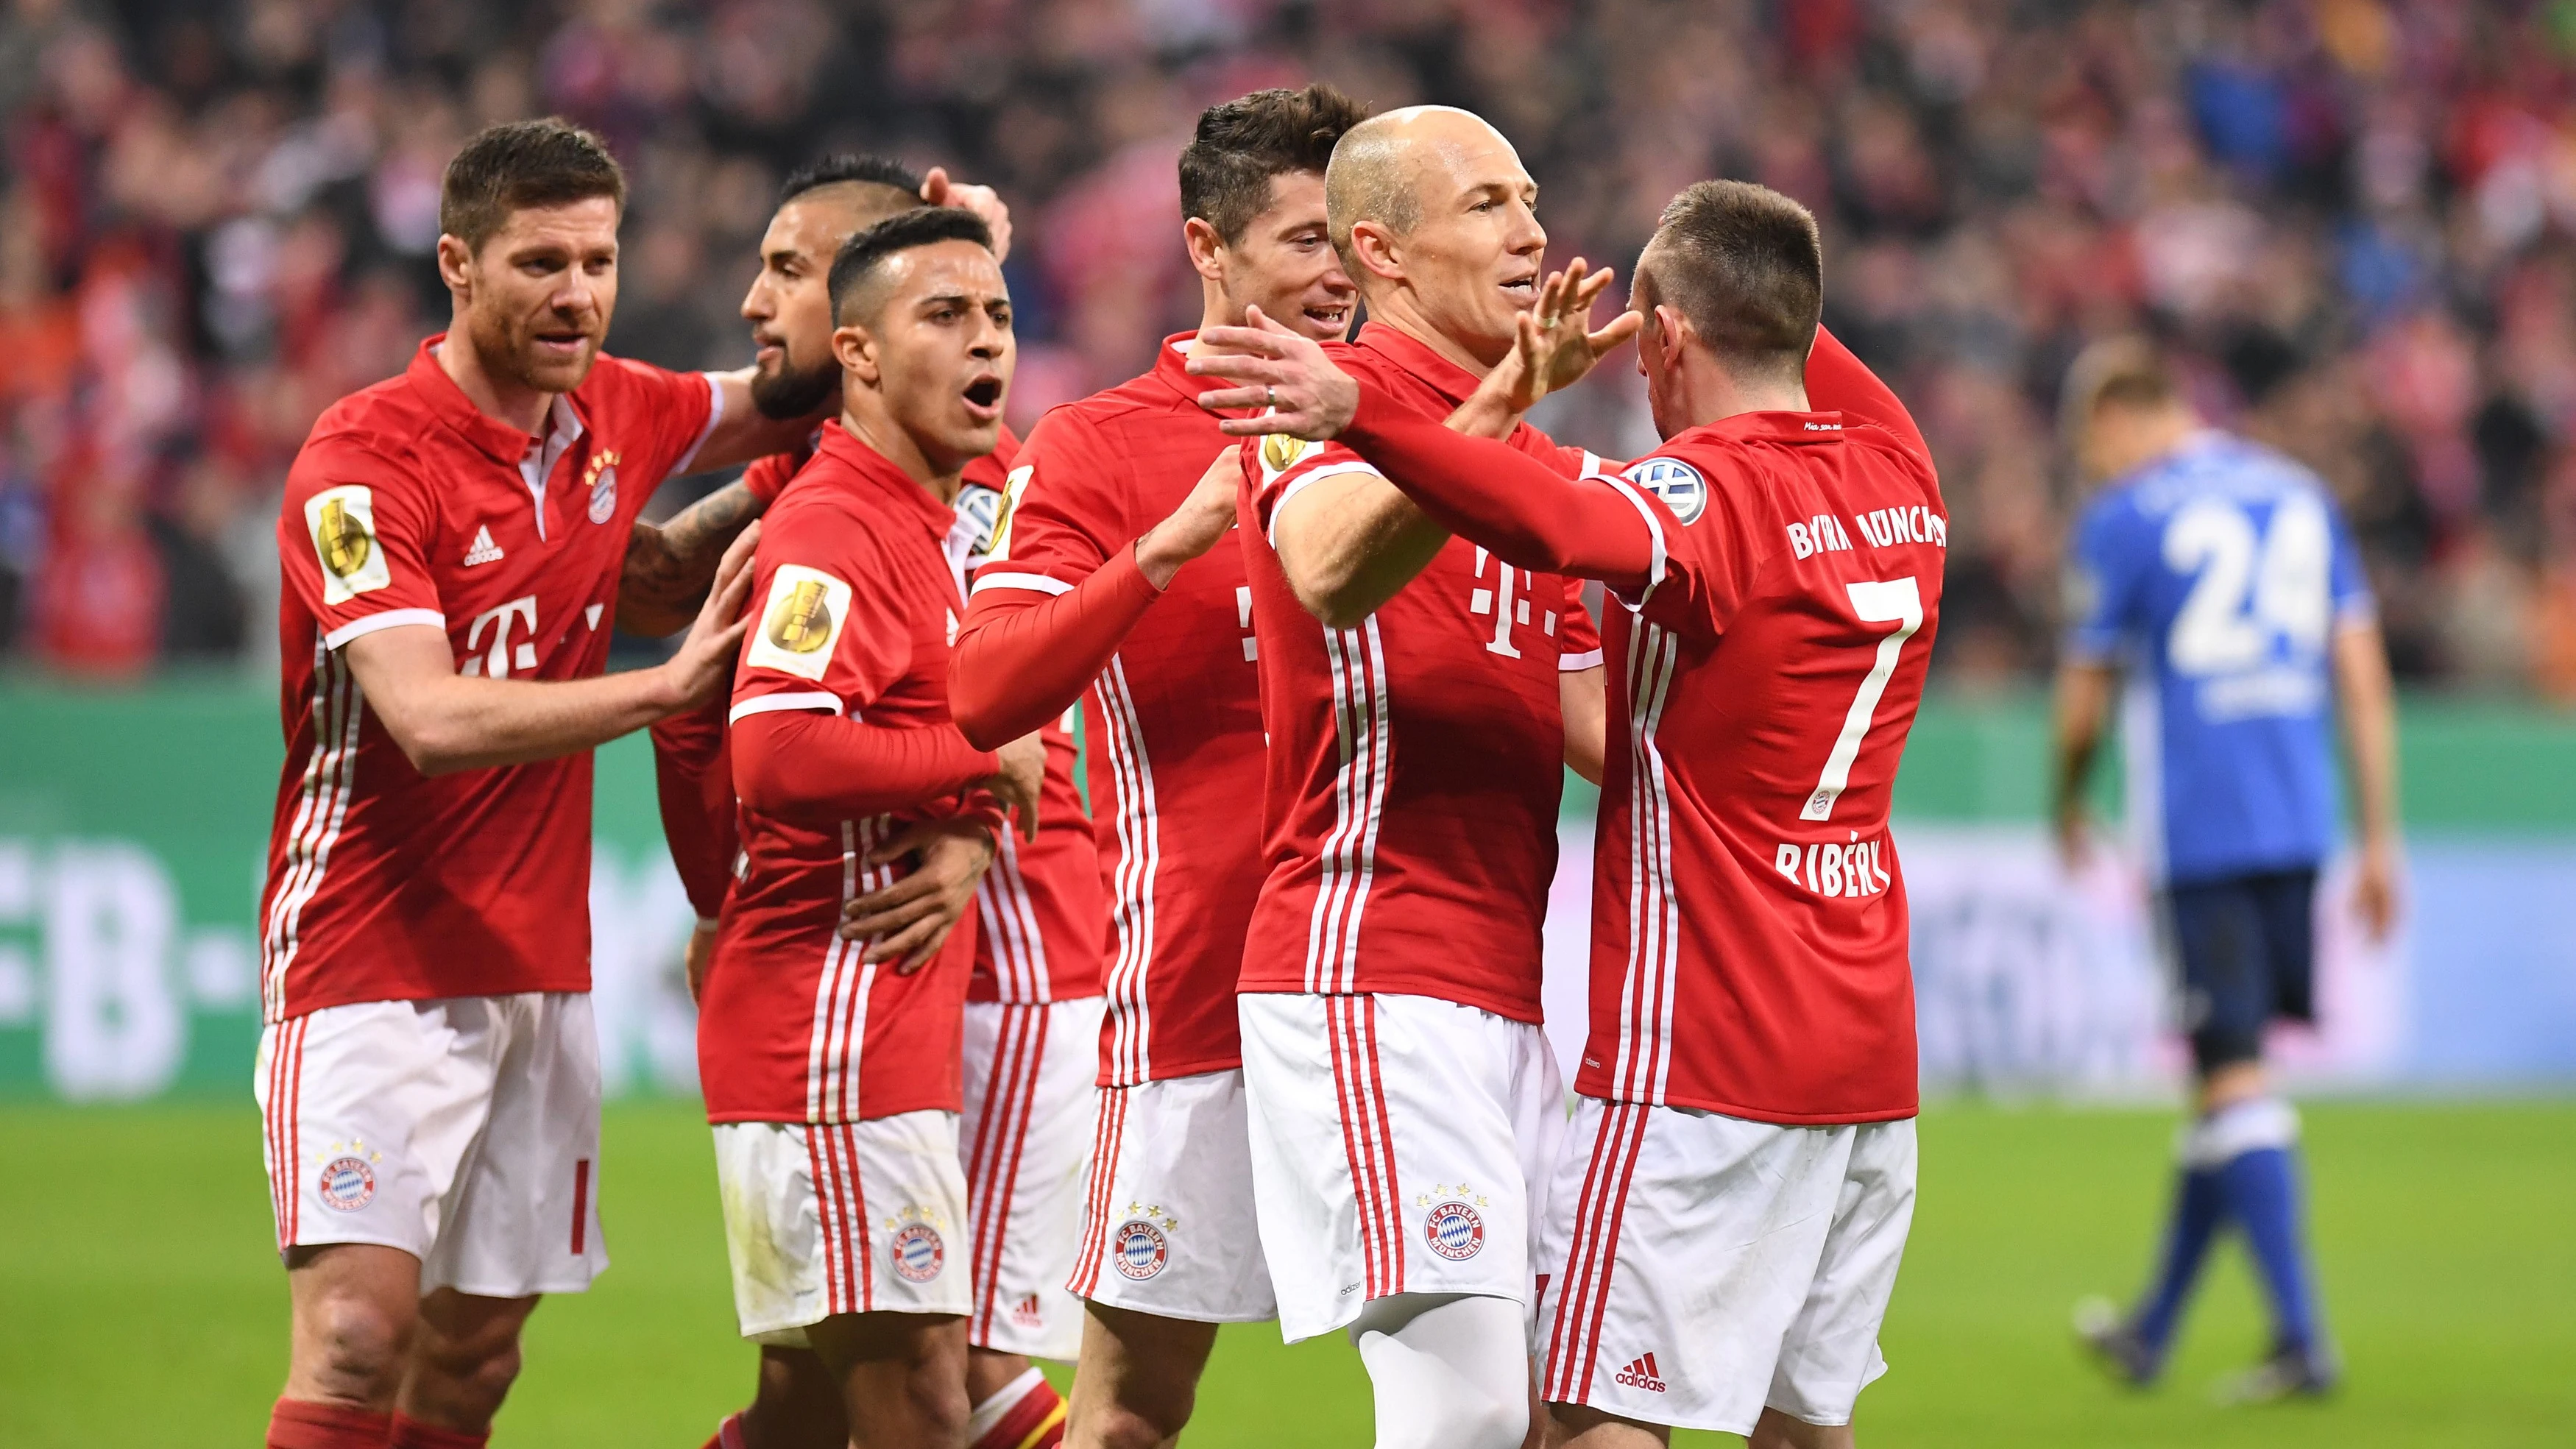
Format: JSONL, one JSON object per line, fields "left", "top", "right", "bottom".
{"left": 2159, "top": 868, "right": 2317, "bottom": 1074}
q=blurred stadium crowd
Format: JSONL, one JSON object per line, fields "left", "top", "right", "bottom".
{"left": 4, "top": 0, "right": 2575, "bottom": 692}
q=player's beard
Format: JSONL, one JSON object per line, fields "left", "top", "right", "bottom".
{"left": 751, "top": 350, "right": 841, "bottom": 420}
{"left": 474, "top": 305, "right": 601, "bottom": 397}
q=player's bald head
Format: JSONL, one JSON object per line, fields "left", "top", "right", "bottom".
{"left": 1325, "top": 106, "right": 1517, "bottom": 275}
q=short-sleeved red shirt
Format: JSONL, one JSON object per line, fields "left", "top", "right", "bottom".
{"left": 962, "top": 335, "right": 1263, "bottom": 1083}
{"left": 1580, "top": 413, "right": 1945, "bottom": 1122}
{"left": 1237, "top": 323, "right": 1605, "bottom": 1024}
{"left": 260, "top": 337, "right": 718, "bottom": 1021}
{"left": 699, "top": 422, "right": 987, "bottom": 1124}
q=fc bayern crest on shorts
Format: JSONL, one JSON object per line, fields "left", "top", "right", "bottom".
{"left": 891, "top": 1222, "right": 946, "bottom": 1283}
{"left": 1112, "top": 1219, "right": 1170, "bottom": 1280}
{"left": 317, "top": 1155, "right": 375, "bottom": 1212}
{"left": 1423, "top": 1200, "right": 1485, "bottom": 1261}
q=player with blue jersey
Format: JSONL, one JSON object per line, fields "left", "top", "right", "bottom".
{"left": 2050, "top": 339, "right": 2399, "bottom": 1401}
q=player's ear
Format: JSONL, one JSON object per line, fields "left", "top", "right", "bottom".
{"left": 435, "top": 234, "right": 475, "bottom": 299}
{"left": 1653, "top": 303, "right": 1694, "bottom": 365}
{"left": 1183, "top": 216, "right": 1227, "bottom": 283}
{"left": 1348, "top": 219, "right": 1405, "bottom": 286}
{"left": 832, "top": 322, "right": 879, "bottom": 386}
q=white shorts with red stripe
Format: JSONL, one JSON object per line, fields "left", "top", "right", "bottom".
{"left": 1066, "top": 1067, "right": 1278, "bottom": 1323}
{"left": 1538, "top": 1097, "right": 1917, "bottom": 1434}
{"left": 253, "top": 991, "right": 606, "bottom": 1297}
{"left": 711, "top": 1111, "right": 971, "bottom": 1345}
{"left": 960, "top": 996, "right": 1103, "bottom": 1359}
{"left": 1237, "top": 991, "right": 1565, "bottom": 1342}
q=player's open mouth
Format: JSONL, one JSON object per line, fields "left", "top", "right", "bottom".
{"left": 1500, "top": 274, "right": 1539, "bottom": 306}
{"left": 961, "top": 375, "right": 1004, "bottom": 419}
{"left": 1304, "top": 303, "right": 1349, "bottom": 329}
{"left": 534, "top": 330, "right": 590, "bottom": 357}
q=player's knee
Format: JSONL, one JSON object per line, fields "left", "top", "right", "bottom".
{"left": 899, "top": 1361, "right": 973, "bottom": 1446}
{"left": 1078, "top": 1399, "right": 1190, "bottom": 1449}
{"left": 297, "top": 1292, "right": 414, "bottom": 1402}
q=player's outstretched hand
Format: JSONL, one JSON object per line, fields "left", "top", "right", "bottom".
{"left": 921, "top": 167, "right": 1012, "bottom": 262}
{"left": 1497, "top": 258, "right": 1643, "bottom": 414}
{"left": 662, "top": 521, "right": 760, "bottom": 713}
{"left": 1187, "top": 305, "right": 1359, "bottom": 440}
{"left": 1136, "top": 448, "right": 1243, "bottom": 588}
{"left": 839, "top": 816, "right": 998, "bottom": 971}
{"left": 982, "top": 731, "right": 1047, "bottom": 843}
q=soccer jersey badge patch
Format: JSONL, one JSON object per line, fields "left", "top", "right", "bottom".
{"left": 1423, "top": 1200, "right": 1485, "bottom": 1261}
{"left": 1112, "top": 1219, "right": 1170, "bottom": 1280}
{"left": 746, "top": 564, "right": 852, "bottom": 681}
{"left": 317, "top": 1155, "right": 376, "bottom": 1212}
{"left": 1261, "top": 432, "right": 1316, "bottom": 475}
{"left": 584, "top": 451, "right": 620, "bottom": 524}
{"left": 1624, "top": 457, "right": 1708, "bottom": 525}
{"left": 304, "top": 486, "right": 391, "bottom": 604}
{"left": 891, "top": 1222, "right": 946, "bottom": 1283}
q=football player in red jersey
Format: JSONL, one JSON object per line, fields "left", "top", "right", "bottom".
{"left": 654, "top": 156, "right": 1090, "bottom": 1449}
{"left": 1205, "top": 181, "right": 1942, "bottom": 1449}
{"left": 696, "top": 205, "right": 1044, "bottom": 1449}
{"left": 1153, "top": 104, "right": 1640, "bottom": 1449}
{"left": 948, "top": 85, "right": 1369, "bottom": 1449}
{"left": 255, "top": 119, "right": 843, "bottom": 1449}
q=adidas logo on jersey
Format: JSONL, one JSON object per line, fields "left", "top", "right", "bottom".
{"left": 1614, "top": 1353, "right": 1668, "bottom": 1393}
{"left": 463, "top": 526, "right": 505, "bottom": 567}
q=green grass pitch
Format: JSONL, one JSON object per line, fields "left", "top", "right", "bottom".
{"left": 1, "top": 1099, "right": 2568, "bottom": 1446}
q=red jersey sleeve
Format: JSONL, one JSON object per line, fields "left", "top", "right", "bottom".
{"left": 279, "top": 438, "right": 449, "bottom": 649}
{"left": 740, "top": 449, "right": 802, "bottom": 506}
{"left": 952, "top": 408, "right": 1167, "bottom": 746}
{"left": 731, "top": 502, "right": 912, "bottom": 720}
{"left": 650, "top": 698, "right": 737, "bottom": 920}
{"left": 1805, "top": 327, "right": 1928, "bottom": 468}
{"left": 1557, "top": 577, "right": 1603, "bottom": 668}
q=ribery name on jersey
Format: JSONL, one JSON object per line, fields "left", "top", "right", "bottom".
{"left": 1787, "top": 506, "right": 1949, "bottom": 559}
{"left": 1773, "top": 835, "right": 1893, "bottom": 899}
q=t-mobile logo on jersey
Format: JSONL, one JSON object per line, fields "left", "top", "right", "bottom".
{"left": 461, "top": 595, "right": 539, "bottom": 679}
{"left": 1468, "top": 548, "right": 1557, "bottom": 659}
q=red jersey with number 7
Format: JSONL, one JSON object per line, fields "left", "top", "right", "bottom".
{"left": 1585, "top": 405, "right": 1943, "bottom": 1123}
{"left": 1238, "top": 322, "right": 1607, "bottom": 1024}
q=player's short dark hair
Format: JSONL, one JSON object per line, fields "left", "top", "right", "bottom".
{"left": 781, "top": 154, "right": 924, "bottom": 204}
{"left": 1181, "top": 85, "right": 1371, "bottom": 245}
{"left": 440, "top": 118, "right": 626, "bottom": 253}
{"left": 2059, "top": 336, "right": 2183, "bottom": 440}
{"left": 828, "top": 206, "right": 995, "bottom": 323}
{"left": 1640, "top": 180, "right": 1823, "bottom": 386}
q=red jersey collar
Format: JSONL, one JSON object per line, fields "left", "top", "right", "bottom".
{"left": 1355, "top": 320, "right": 1488, "bottom": 406}
{"left": 404, "top": 333, "right": 584, "bottom": 466}
{"left": 1149, "top": 331, "right": 1201, "bottom": 404}
{"left": 813, "top": 419, "right": 960, "bottom": 542}
{"left": 1673, "top": 410, "right": 1851, "bottom": 449}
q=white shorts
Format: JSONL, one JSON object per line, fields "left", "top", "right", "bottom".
{"left": 1239, "top": 992, "right": 1565, "bottom": 1342}
{"left": 254, "top": 992, "right": 606, "bottom": 1298}
{"left": 960, "top": 997, "right": 1103, "bottom": 1359}
{"left": 712, "top": 1112, "right": 972, "bottom": 1345}
{"left": 1538, "top": 1098, "right": 1917, "bottom": 1434}
{"left": 1066, "top": 1067, "right": 1278, "bottom": 1324}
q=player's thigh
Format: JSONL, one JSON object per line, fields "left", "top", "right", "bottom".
{"left": 804, "top": 1309, "right": 971, "bottom": 1441}
{"left": 2164, "top": 879, "right": 2271, "bottom": 1071}
{"left": 715, "top": 1112, "right": 974, "bottom": 1345}
{"left": 1066, "top": 1302, "right": 1223, "bottom": 1442}
{"left": 962, "top": 996, "right": 1100, "bottom": 1358}
{"left": 1074, "top": 1068, "right": 1278, "bottom": 1324}
{"left": 1765, "top": 1119, "right": 1916, "bottom": 1430}
{"left": 1543, "top": 1100, "right": 1851, "bottom": 1436}
{"left": 428, "top": 991, "right": 605, "bottom": 1298}
{"left": 258, "top": 999, "right": 502, "bottom": 1264}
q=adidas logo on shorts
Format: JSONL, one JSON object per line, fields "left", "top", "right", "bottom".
{"left": 1615, "top": 1353, "right": 1669, "bottom": 1393}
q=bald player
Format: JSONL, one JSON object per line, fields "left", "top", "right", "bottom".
{"left": 1183, "top": 106, "right": 1635, "bottom": 1449}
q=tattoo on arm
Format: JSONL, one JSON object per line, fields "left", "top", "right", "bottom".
{"left": 619, "top": 480, "right": 765, "bottom": 634}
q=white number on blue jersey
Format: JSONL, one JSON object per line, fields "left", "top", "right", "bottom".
{"left": 2161, "top": 494, "right": 2330, "bottom": 676}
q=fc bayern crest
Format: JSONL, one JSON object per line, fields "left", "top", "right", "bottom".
{"left": 1423, "top": 1200, "right": 1485, "bottom": 1261}
{"left": 587, "top": 465, "right": 618, "bottom": 523}
{"left": 1112, "top": 1219, "right": 1170, "bottom": 1280}
{"left": 891, "top": 1223, "right": 946, "bottom": 1283}
{"left": 1624, "top": 456, "right": 1707, "bottom": 524}
{"left": 317, "top": 1156, "right": 375, "bottom": 1212}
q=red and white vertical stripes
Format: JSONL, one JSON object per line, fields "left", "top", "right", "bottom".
{"left": 805, "top": 1123, "right": 874, "bottom": 1314}
{"left": 1066, "top": 1082, "right": 1131, "bottom": 1295}
{"left": 261, "top": 641, "right": 364, "bottom": 1021}
{"left": 964, "top": 1002, "right": 1048, "bottom": 1342}
{"left": 1541, "top": 1099, "right": 1650, "bottom": 1403}
{"left": 974, "top": 830, "right": 1053, "bottom": 1001}
{"left": 1325, "top": 995, "right": 1405, "bottom": 1302}
{"left": 1304, "top": 620, "right": 1393, "bottom": 995}
{"left": 1610, "top": 619, "right": 1682, "bottom": 1106}
{"left": 807, "top": 817, "right": 895, "bottom": 1124}
{"left": 261, "top": 1016, "right": 312, "bottom": 1250}
{"left": 1094, "top": 659, "right": 1160, "bottom": 1085}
